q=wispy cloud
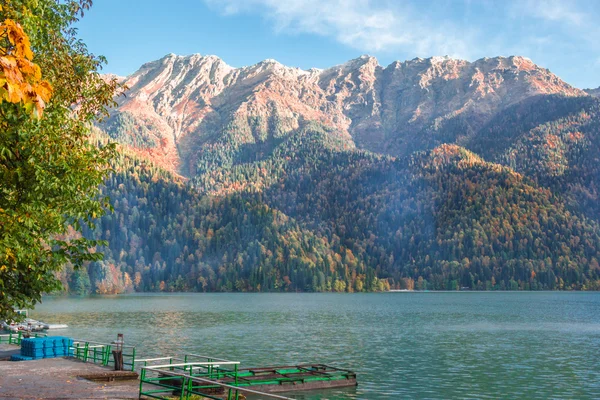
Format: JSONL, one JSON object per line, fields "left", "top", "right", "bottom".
{"left": 205, "top": 0, "right": 474, "bottom": 59}
{"left": 515, "top": 0, "right": 600, "bottom": 49}
{"left": 519, "top": 0, "right": 586, "bottom": 25}
{"left": 204, "top": 0, "right": 600, "bottom": 87}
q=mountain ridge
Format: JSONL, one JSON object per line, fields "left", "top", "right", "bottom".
{"left": 586, "top": 87, "right": 600, "bottom": 97}
{"left": 104, "top": 53, "right": 584, "bottom": 176}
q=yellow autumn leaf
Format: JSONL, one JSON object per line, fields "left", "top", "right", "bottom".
{"left": 33, "top": 63, "right": 42, "bottom": 81}
{"left": 36, "top": 81, "right": 52, "bottom": 102}
{"left": 16, "top": 57, "right": 36, "bottom": 75}
{"left": 0, "top": 18, "right": 53, "bottom": 117}
{"left": 5, "top": 80, "right": 22, "bottom": 102}
{"left": 4, "top": 20, "right": 33, "bottom": 60}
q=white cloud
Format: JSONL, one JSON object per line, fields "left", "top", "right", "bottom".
{"left": 516, "top": 0, "right": 600, "bottom": 50}
{"left": 519, "top": 0, "right": 586, "bottom": 26}
{"left": 205, "top": 0, "right": 474, "bottom": 59}
{"left": 204, "top": 0, "right": 600, "bottom": 88}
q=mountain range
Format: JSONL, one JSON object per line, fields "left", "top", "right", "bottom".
{"left": 102, "top": 54, "right": 584, "bottom": 175}
{"left": 62, "top": 54, "right": 600, "bottom": 293}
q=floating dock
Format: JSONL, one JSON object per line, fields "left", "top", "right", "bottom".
{"left": 139, "top": 354, "right": 357, "bottom": 399}
{"left": 221, "top": 364, "right": 357, "bottom": 392}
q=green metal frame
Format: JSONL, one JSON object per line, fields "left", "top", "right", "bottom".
{"left": 139, "top": 368, "right": 297, "bottom": 400}
{"left": 0, "top": 331, "right": 47, "bottom": 346}
{"left": 71, "top": 340, "right": 136, "bottom": 371}
{"left": 139, "top": 359, "right": 244, "bottom": 400}
{"left": 137, "top": 358, "right": 355, "bottom": 400}
{"left": 223, "top": 365, "right": 354, "bottom": 388}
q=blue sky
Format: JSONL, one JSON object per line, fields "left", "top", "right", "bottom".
{"left": 78, "top": 0, "right": 600, "bottom": 89}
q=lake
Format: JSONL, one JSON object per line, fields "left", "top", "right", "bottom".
{"left": 31, "top": 292, "right": 600, "bottom": 399}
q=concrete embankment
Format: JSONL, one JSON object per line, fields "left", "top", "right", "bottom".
{"left": 0, "top": 344, "right": 139, "bottom": 399}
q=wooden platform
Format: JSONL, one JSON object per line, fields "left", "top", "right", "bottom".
{"left": 77, "top": 370, "right": 139, "bottom": 382}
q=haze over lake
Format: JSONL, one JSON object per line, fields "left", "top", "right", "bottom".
{"left": 32, "top": 292, "right": 600, "bottom": 399}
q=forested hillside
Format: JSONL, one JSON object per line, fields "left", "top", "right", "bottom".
{"left": 465, "top": 95, "right": 600, "bottom": 218}
{"left": 54, "top": 54, "right": 600, "bottom": 294}
{"left": 60, "top": 99, "right": 600, "bottom": 293}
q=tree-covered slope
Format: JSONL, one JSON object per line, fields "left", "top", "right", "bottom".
{"left": 73, "top": 54, "right": 600, "bottom": 294}
{"left": 64, "top": 122, "right": 600, "bottom": 294}
{"left": 463, "top": 95, "right": 600, "bottom": 219}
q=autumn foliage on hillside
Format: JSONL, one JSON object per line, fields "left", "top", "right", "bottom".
{"left": 62, "top": 105, "right": 600, "bottom": 294}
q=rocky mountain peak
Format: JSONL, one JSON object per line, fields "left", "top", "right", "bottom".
{"left": 239, "top": 58, "right": 313, "bottom": 83}
{"left": 103, "top": 53, "right": 587, "bottom": 175}
{"left": 345, "top": 54, "right": 379, "bottom": 68}
{"left": 319, "top": 55, "right": 381, "bottom": 81}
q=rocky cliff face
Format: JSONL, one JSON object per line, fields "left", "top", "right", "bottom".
{"left": 104, "top": 53, "right": 584, "bottom": 175}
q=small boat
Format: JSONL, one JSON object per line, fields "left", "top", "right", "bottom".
{"left": 43, "top": 324, "right": 68, "bottom": 330}
{"left": 2, "top": 319, "right": 46, "bottom": 332}
{"left": 1, "top": 309, "right": 68, "bottom": 332}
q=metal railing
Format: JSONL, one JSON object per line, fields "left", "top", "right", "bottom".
{"left": 139, "top": 360, "right": 294, "bottom": 400}
{"left": 71, "top": 339, "right": 136, "bottom": 371}
{"left": 135, "top": 356, "right": 185, "bottom": 367}
{"left": 0, "top": 331, "right": 47, "bottom": 346}
{"left": 1, "top": 334, "right": 136, "bottom": 371}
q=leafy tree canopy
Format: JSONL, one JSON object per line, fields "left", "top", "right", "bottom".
{"left": 0, "top": 0, "right": 118, "bottom": 321}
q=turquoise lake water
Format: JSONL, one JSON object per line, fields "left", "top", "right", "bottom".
{"left": 31, "top": 292, "right": 600, "bottom": 399}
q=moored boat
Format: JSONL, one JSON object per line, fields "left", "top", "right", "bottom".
{"left": 1, "top": 309, "right": 68, "bottom": 332}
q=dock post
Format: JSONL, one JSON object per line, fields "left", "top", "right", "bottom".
{"left": 103, "top": 345, "right": 111, "bottom": 366}
{"left": 234, "top": 364, "right": 239, "bottom": 400}
{"left": 84, "top": 342, "right": 89, "bottom": 362}
{"left": 131, "top": 347, "right": 136, "bottom": 371}
{"left": 179, "top": 376, "right": 186, "bottom": 400}
{"left": 111, "top": 333, "right": 124, "bottom": 371}
{"left": 185, "top": 376, "right": 191, "bottom": 400}
{"left": 138, "top": 368, "right": 145, "bottom": 399}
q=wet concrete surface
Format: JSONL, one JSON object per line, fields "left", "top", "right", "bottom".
{"left": 0, "top": 344, "right": 20, "bottom": 360}
{"left": 0, "top": 355, "right": 139, "bottom": 399}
